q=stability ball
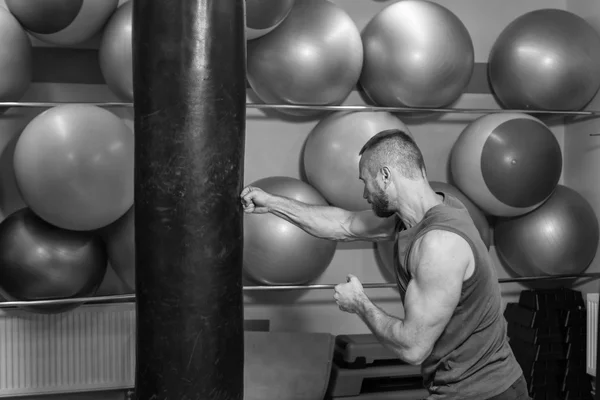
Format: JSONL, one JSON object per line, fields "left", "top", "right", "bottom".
{"left": 0, "top": 208, "right": 108, "bottom": 313}
{"left": 244, "top": 176, "right": 337, "bottom": 285}
{"left": 246, "top": 0, "right": 295, "bottom": 40}
{"left": 5, "top": 0, "right": 119, "bottom": 46}
{"left": 360, "top": 0, "right": 474, "bottom": 108}
{"left": 495, "top": 185, "right": 599, "bottom": 277}
{"left": 101, "top": 206, "right": 135, "bottom": 291}
{"left": 489, "top": 9, "right": 600, "bottom": 111}
{"left": 450, "top": 113, "right": 562, "bottom": 217}
{"left": 0, "top": 8, "right": 32, "bottom": 102}
{"left": 99, "top": 0, "right": 132, "bottom": 102}
{"left": 304, "top": 111, "right": 412, "bottom": 211}
{"left": 247, "top": 0, "right": 363, "bottom": 116}
{"left": 13, "top": 105, "right": 134, "bottom": 231}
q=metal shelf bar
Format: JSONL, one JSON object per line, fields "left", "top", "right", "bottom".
{"left": 0, "top": 272, "right": 598, "bottom": 309}
{"left": 0, "top": 102, "right": 598, "bottom": 116}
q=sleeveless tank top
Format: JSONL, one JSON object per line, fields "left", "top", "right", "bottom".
{"left": 393, "top": 190, "right": 522, "bottom": 400}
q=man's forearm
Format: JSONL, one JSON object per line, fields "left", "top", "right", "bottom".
{"left": 267, "top": 194, "right": 356, "bottom": 241}
{"left": 356, "top": 296, "right": 422, "bottom": 364}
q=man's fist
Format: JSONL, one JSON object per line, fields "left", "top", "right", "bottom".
{"left": 240, "top": 186, "right": 271, "bottom": 214}
{"left": 334, "top": 274, "right": 367, "bottom": 314}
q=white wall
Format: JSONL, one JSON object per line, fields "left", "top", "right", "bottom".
{"left": 0, "top": 0, "right": 575, "bottom": 337}
{"left": 565, "top": 0, "right": 600, "bottom": 298}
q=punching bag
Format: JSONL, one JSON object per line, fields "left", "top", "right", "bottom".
{"left": 132, "top": 1, "right": 246, "bottom": 399}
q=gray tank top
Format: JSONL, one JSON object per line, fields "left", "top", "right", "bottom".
{"left": 393, "top": 190, "right": 523, "bottom": 399}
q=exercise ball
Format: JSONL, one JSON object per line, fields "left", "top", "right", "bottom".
{"left": 489, "top": 9, "right": 600, "bottom": 111}
{"left": 101, "top": 206, "right": 134, "bottom": 291}
{"left": 0, "top": 208, "right": 108, "bottom": 313}
{"left": 376, "top": 181, "right": 492, "bottom": 278}
{"left": 450, "top": 113, "right": 562, "bottom": 217}
{"left": 246, "top": 0, "right": 295, "bottom": 40}
{"left": 304, "top": 111, "right": 412, "bottom": 211}
{"left": 0, "top": 8, "right": 32, "bottom": 102}
{"left": 495, "top": 185, "right": 599, "bottom": 278}
{"left": 244, "top": 176, "right": 337, "bottom": 285}
{"left": 13, "top": 105, "right": 134, "bottom": 231}
{"left": 360, "top": 0, "right": 474, "bottom": 108}
{"left": 5, "top": 0, "right": 119, "bottom": 46}
{"left": 247, "top": 0, "right": 363, "bottom": 116}
{"left": 99, "top": 0, "right": 132, "bottom": 102}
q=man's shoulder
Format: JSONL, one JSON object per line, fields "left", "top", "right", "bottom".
{"left": 414, "top": 228, "right": 470, "bottom": 253}
{"left": 408, "top": 228, "right": 472, "bottom": 275}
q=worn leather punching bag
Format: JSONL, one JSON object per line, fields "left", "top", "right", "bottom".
{"left": 132, "top": 0, "right": 246, "bottom": 399}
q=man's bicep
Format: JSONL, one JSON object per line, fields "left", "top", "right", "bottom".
{"left": 404, "top": 264, "right": 462, "bottom": 336}
{"left": 403, "top": 231, "right": 470, "bottom": 359}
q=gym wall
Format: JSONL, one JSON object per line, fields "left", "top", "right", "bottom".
{"left": 1, "top": 0, "right": 596, "bottom": 339}
{"left": 564, "top": 0, "right": 600, "bottom": 299}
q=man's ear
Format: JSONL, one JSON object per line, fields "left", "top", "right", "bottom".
{"left": 380, "top": 166, "right": 391, "bottom": 187}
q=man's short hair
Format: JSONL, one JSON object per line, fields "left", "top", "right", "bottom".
{"left": 359, "top": 128, "right": 426, "bottom": 180}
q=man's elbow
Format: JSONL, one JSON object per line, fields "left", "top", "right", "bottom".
{"left": 336, "top": 219, "right": 360, "bottom": 242}
{"left": 306, "top": 220, "right": 354, "bottom": 241}
{"left": 386, "top": 344, "right": 427, "bottom": 366}
{"left": 319, "top": 226, "right": 355, "bottom": 242}
{"left": 404, "top": 345, "right": 432, "bottom": 366}
{"left": 403, "top": 352, "right": 423, "bottom": 366}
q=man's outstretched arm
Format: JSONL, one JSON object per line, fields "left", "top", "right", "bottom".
{"left": 241, "top": 185, "right": 398, "bottom": 242}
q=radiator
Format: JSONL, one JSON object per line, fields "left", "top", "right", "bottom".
{"left": 0, "top": 303, "right": 136, "bottom": 397}
{"left": 588, "top": 293, "right": 598, "bottom": 377}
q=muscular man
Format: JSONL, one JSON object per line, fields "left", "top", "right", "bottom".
{"left": 240, "top": 129, "right": 528, "bottom": 400}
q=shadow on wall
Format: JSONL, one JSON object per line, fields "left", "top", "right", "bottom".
{"left": 0, "top": 107, "right": 48, "bottom": 221}
{"left": 0, "top": 125, "right": 27, "bottom": 220}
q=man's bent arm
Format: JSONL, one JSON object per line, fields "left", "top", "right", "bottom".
{"left": 355, "top": 230, "right": 470, "bottom": 365}
{"left": 355, "top": 300, "right": 417, "bottom": 362}
{"left": 267, "top": 195, "right": 397, "bottom": 242}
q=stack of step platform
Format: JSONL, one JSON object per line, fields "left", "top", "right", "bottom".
{"left": 504, "top": 288, "right": 591, "bottom": 400}
{"left": 326, "top": 334, "right": 428, "bottom": 400}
